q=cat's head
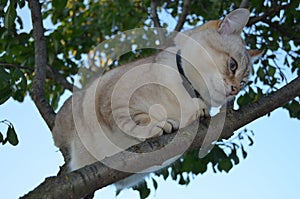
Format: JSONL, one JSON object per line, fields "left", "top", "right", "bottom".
{"left": 179, "top": 8, "right": 264, "bottom": 106}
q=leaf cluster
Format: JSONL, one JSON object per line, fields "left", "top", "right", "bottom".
{"left": 132, "top": 129, "right": 254, "bottom": 198}
{"left": 0, "top": 119, "right": 18, "bottom": 146}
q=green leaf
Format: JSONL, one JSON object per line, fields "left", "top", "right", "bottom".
{"left": 152, "top": 178, "right": 158, "bottom": 190}
{"left": 267, "top": 54, "right": 276, "bottom": 59}
{"left": 210, "top": 145, "right": 228, "bottom": 161}
{"left": 237, "top": 94, "right": 251, "bottom": 106}
{"left": 160, "top": 169, "right": 169, "bottom": 180}
{"left": 0, "top": 84, "right": 12, "bottom": 105}
{"left": 0, "top": 0, "right": 9, "bottom": 16}
{"left": 178, "top": 174, "right": 187, "bottom": 185}
{"left": 241, "top": 145, "right": 247, "bottom": 159}
{"left": 195, "top": 159, "right": 208, "bottom": 174}
{"left": 11, "top": 68, "right": 27, "bottom": 102}
{"left": 12, "top": 89, "right": 25, "bottom": 102}
{"left": 16, "top": 16, "right": 23, "bottom": 29}
{"left": 283, "top": 99, "right": 300, "bottom": 119}
{"left": 0, "top": 67, "right": 11, "bottom": 89}
{"left": 218, "top": 159, "right": 233, "bottom": 173}
{"left": 133, "top": 181, "right": 150, "bottom": 199}
{"left": 247, "top": 135, "right": 254, "bottom": 146}
{"left": 18, "top": 0, "right": 26, "bottom": 8}
{"left": 115, "top": 189, "right": 121, "bottom": 197}
{"left": 257, "top": 67, "right": 265, "bottom": 81}
{"left": 7, "top": 126, "right": 19, "bottom": 146}
{"left": 267, "top": 66, "right": 276, "bottom": 77}
{"left": 229, "top": 148, "right": 240, "bottom": 165}
{"left": 170, "top": 169, "right": 177, "bottom": 181}
{"left": 12, "top": 68, "right": 23, "bottom": 81}
{"left": 0, "top": 132, "right": 3, "bottom": 142}
{"left": 52, "top": 0, "right": 68, "bottom": 12}
{"left": 4, "top": 1, "right": 17, "bottom": 29}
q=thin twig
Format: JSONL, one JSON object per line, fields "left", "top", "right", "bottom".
{"left": 261, "top": 18, "right": 300, "bottom": 46}
{"left": 247, "top": 3, "right": 290, "bottom": 27}
{"left": 0, "top": 62, "right": 34, "bottom": 71}
{"left": 0, "top": 62, "right": 75, "bottom": 92}
{"left": 46, "top": 65, "right": 75, "bottom": 91}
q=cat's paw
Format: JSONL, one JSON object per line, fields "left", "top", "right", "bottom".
{"left": 157, "top": 119, "right": 180, "bottom": 134}
{"left": 149, "top": 118, "right": 180, "bottom": 138}
{"left": 131, "top": 113, "right": 179, "bottom": 140}
{"left": 192, "top": 98, "right": 210, "bottom": 120}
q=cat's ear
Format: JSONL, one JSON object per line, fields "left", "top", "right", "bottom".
{"left": 248, "top": 49, "right": 265, "bottom": 62}
{"left": 218, "top": 8, "right": 250, "bottom": 35}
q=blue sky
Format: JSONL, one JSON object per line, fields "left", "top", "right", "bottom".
{"left": 1, "top": 3, "right": 300, "bottom": 199}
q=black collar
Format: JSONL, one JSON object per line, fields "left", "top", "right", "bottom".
{"left": 176, "top": 50, "right": 201, "bottom": 98}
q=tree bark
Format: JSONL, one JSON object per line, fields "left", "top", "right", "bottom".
{"left": 21, "top": 76, "right": 300, "bottom": 199}
{"left": 174, "top": 0, "right": 192, "bottom": 31}
{"left": 28, "top": 0, "right": 56, "bottom": 130}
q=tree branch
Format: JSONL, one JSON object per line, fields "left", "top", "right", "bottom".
{"left": 28, "top": 0, "right": 56, "bottom": 130}
{"left": 261, "top": 18, "right": 300, "bottom": 46}
{"left": 246, "top": 3, "right": 290, "bottom": 27}
{"left": 46, "top": 65, "right": 75, "bottom": 92}
{"left": 0, "top": 62, "right": 33, "bottom": 71}
{"left": 21, "top": 76, "right": 300, "bottom": 199}
{"left": 150, "top": 0, "right": 161, "bottom": 29}
{"left": 0, "top": 62, "right": 75, "bottom": 92}
{"left": 150, "top": 0, "right": 166, "bottom": 46}
{"left": 174, "top": 0, "right": 191, "bottom": 31}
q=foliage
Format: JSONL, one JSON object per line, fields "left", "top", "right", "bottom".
{"left": 133, "top": 129, "right": 254, "bottom": 199}
{"left": 0, "top": 120, "right": 19, "bottom": 146}
{"left": 0, "top": 0, "right": 300, "bottom": 198}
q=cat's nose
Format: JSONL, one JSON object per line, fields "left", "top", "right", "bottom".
{"left": 230, "top": 86, "right": 239, "bottom": 95}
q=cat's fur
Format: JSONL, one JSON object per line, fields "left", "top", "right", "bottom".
{"left": 52, "top": 8, "right": 263, "bottom": 189}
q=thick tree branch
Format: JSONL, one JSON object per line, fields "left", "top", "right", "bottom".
{"left": 28, "top": 0, "right": 56, "bottom": 130}
{"left": 22, "top": 76, "right": 300, "bottom": 199}
{"left": 174, "top": 0, "right": 191, "bottom": 31}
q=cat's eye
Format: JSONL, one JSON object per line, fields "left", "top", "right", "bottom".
{"left": 229, "top": 57, "right": 238, "bottom": 72}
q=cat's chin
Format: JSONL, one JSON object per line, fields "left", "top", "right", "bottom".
{"left": 206, "top": 91, "right": 228, "bottom": 107}
{"left": 209, "top": 97, "right": 227, "bottom": 107}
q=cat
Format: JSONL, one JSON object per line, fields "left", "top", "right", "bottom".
{"left": 52, "top": 8, "right": 263, "bottom": 190}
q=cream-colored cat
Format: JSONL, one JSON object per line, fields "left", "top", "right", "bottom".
{"left": 53, "top": 8, "right": 263, "bottom": 189}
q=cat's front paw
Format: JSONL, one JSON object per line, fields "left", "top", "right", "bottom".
{"left": 192, "top": 98, "right": 210, "bottom": 120}
{"left": 150, "top": 118, "right": 180, "bottom": 138}
{"left": 131, "top": 112, "right": 179, "bottom": 140}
